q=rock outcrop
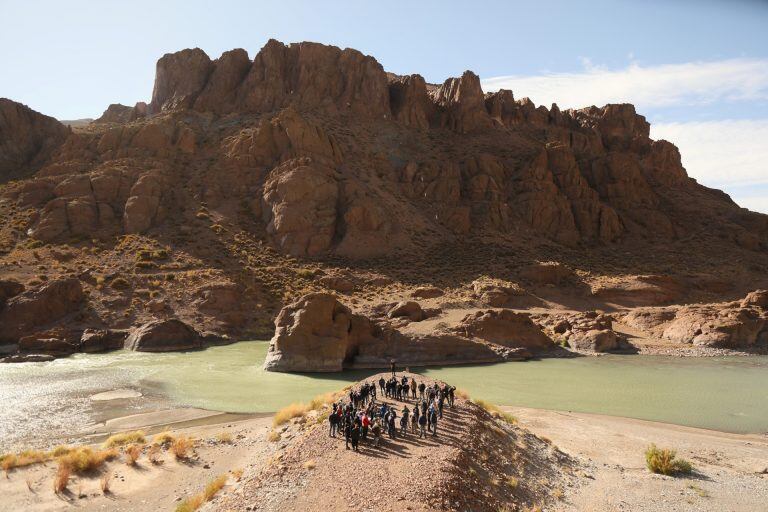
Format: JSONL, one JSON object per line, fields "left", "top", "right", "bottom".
{"left": 454, "top": 309, "right": 555, "bottom": 353}
{"left": 0, "top": 98, "right": 69, "bottom": 181}
{"left": 264, "top": 294, "right": 550, "bottom": 372}
{"left": 263, "top": 293, "right": 371, "bottom": 372}
{"left": 534, "top": 311, "right": 620, "bottom": 352}
{"left": 621, "top": 290, "right": 768, "bottom": 348}
{"left": 124, "top": 319, "right": 202, "bottom": 352}
{"left": 0, "top": 278, "right": 85, "bottom": 343}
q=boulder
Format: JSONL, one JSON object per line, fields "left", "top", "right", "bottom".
{"left": 263, "top": 293, "right": 372, "bottom": 372}
{"left": 0, "top": 279, "right": 24, "bottom": 305}
{"left": 80, "top": 329, "right": 128, "bottom": 353}
{"left": 519, "top": 262, "right": 573, "bottom": 286}
{"left": 410, "top": 287, "right": 444, "bottom": 299}
{"left": 124, "top": 319, "right": 202, "bottom": 352}
{"left": 591, "top": 275, "right": 683, "bottom": 307}
{"left": 318, "top": 275, "right": 355, "bottom": 293}
{"left": 0, "top": 278, "right": 85, "bottom": 343}
{"left": 18, "top": 328, "right": 82, "bottom": 356}
{"left": 472, "top": 278, "right": 525, "bottom": 307}
{"left": 454, "top": 309, "right": 555, "bottom": 352}
{"left": 568, "top": 329, "right": 618, "bottom": 352}
{"left": 741, "top": 290, "right": 768, "bottom": 309}
{"left": 387, "top": 301, "right": 425, "bottom": 322}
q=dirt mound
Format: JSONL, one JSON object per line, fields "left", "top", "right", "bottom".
{"left": 213, "top": 372, "right": 577, "bottom": 511}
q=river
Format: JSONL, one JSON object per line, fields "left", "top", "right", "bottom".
{"left": 1, "top": 341, "right": 766, "bottom": 450}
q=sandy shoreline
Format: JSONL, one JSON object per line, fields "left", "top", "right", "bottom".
{"left": 2, "top": 396, "right": 767, "bottom": 511}
{"left": 505, "top": 407, "right": 768, "bottom": 511}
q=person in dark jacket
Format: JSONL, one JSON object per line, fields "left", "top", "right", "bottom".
{"left": 429, "top": 406, "right": 438, "bottom": 436}
{"left": 390, "top": 359, "right": 396, "bottom": 377}
{"left": 418, "top": 410, "right": 427, "bottom": 438}
{"left": 329, "top": 403, "right": 339, "bottom": 437}
{"left": 350, "top": 420, "right": 361, "bottom": 451}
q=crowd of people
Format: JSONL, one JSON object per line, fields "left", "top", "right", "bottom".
{"left": 328, "top": 373, "right": 457, "bottom": 452}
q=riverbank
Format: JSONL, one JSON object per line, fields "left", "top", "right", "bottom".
{"left": 2, "top": 396, "right": 767, "bottom": 510}
{"left": 506, "top": 407, "right": 768, "bottom": 511}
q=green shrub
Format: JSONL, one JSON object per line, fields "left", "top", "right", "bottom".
{"left": 645, "top": 444, "right": 693, "bottom": 476}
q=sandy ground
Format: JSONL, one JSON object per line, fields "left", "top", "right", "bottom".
{"left": 0, "top": 413, "right": 277, "bottom": 512}
{"left": 506, "top": 407, "right": 768, "bottom": 511}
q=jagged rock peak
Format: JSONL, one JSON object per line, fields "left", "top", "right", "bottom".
{"left": 149, "top": 40, "right": 390, "bottom": 118}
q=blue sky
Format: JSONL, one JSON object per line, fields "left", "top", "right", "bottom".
{"left": 1, "top": 0, "right": 767, "bottom": 212}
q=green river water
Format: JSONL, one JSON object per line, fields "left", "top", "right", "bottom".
{"left": 1, "top": 341, "right": 767, "bottom": 449}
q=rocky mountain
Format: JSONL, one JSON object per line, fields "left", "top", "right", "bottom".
{"left": 0, "top": 40, "right": 766, "bottom": 363}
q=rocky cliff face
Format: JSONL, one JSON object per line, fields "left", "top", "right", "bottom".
{"left": 0, "top": 99, "right": 69, "bottom": 181}
{"left": 0, "top": 39, "right": 766, "bottom": 362}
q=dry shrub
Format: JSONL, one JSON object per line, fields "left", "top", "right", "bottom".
{"left": 455, "top": 388, "right": 470, "bottom": 399}
{"left": 231, "top": 468, "right": 244, "bottom": 481}
{"left": 645, "top": 444, "right": 693, "bottom": 476}
{"left": 104, "top": 430, "right": 146, "bottom": 448}
{"left": 506, "top": 475, "right": 519, "bottom": 489}
{"left": 215, "top": 431, "right": 233, "bottom": 444}
{"left": 50, "top": 446, "right": 72, "bottom": 457}
{"left": 58, "top": 447, "right": 118, "bottom": 473}
{"left": 273, "top": 402, "right": 310, "bottom": 426}
{"left": 308, "top": 392, "right": 337, "bottom": 410}
{"left": 171, "top": 436, "right": 193, "bottom": 460}
{"left": 1, "top": 450, "right": 49, "bottom": 473}
{"left": 153, "top": 431, "right": 175, "bottom": 446}
{"left": 147, "top": 445, "right": 163, "bottom": 465}
{"left": 100, "top": 473, "right": 112, "bottom": 494}
{"left": 175, "top": 474, "right": 228, "bottom": 512}
{"left": 474, "top": 399, "right": 517, "bottom": 424}
{"left": 267, "top": 430, "right": 281, "bottom": 442}
{"left": 124, "top": 444, "right": 142, "bottom": 466}
{"left": 53, "top": 465, "right": 70, "bottom": 494}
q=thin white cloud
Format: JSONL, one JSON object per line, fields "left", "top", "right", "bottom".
{"left": 481, "top": 58, "right": 768, "bottom": 110}
{"left": 651, "top": 120, "right": 768, "bottom": 191}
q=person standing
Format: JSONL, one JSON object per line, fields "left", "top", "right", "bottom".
{"left": 418, "top": 381, "right": 426, "bottom": 400}
{"left": 344, "top": 414, "right": 353, "bottom": 449}
{"left": 411, "top": 378, "right": 417, "bottom": 399}
{"left": 390, "top": 359, "right": 396, "bottom": 377}
{"left": 329, "top": 403, "right": 339, "bottom": 437}
{"left": 418, "top": 410, "right": 427, "bottom": 438}
{"left": 361, "top": 412, "right": 370, "bottom": 440}
{"left": 351, "top": 420, "right": 361, "bottom": 451}
{"left": 429, "top": 406, "right": 438, "bottom": 437}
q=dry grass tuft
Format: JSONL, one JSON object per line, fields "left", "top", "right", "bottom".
{"left": 273, "top": 402, "right": 310, "bottom": 426}
{"left": 152, "top": 431, "right": 175, "bottom": 446}
{"left": 100, "top": 473, "right": 112, "bottom": 494}
{"left": 124, "top": 444, "right": 142, "bottom": 466}
{"left": 303, "top": 459, "right": 316, "bottom": 470}
{"left": 57, "top": 447, "right": 118, "bottom": 474}
{"left": 645, "top": 444, "right": 693, "bottom": 476}
{"left": 53, "top": 465, "right": 70, "bottom": 494}
{"left": 474, "top": 399, "right": 517, "bottom": 424}
{"left": 175, "top": 474, "right": 228, "bottom": 512}
{"left": 171, "top": 436, "right": 193, "bottom": 460}
{"left": 1, "top": 450, "right": 49, "bottom": 474}
{"left": 215, "top": 431, "right": 233, "bottom": 444}
{"left": 231, "top": 468, "right": 244, "bottom": 481}
{"left": 104, "top": 430, "right": 146, "bottom": 448}
{"left": 267, "top": 430, "right": 281, "bottom": 442}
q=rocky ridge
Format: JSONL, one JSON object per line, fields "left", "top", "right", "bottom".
{"left": 0, "top": 39, "right": 767, "bottom": 363}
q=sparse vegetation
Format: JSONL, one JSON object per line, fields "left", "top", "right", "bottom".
{"left": 474, "top": 399, "right": 517, "bottom": 424}
{"left": 231, "top": 468, "right": 244, "bottom": 481}
{"left": 215, "top": 431, "right": 233, "bottom": 444}
{"left": 100, "top": 472, "right": 112, "bottom": 494}
{"left": 53, "top": 465, "right": 70, "bottom": 494}
{"left": 1, "top": 450, "right": 49, "bottom": 474}
{"left": 267, "top": 430, "right": 281, "bottom": 442}
{"left": 109, "top": 276, "right": 131, "bottom": 290}
{"left": 147, "top": 444, "right": 163, "bottom": 465}
{"left": 124, "top": 444, "right": 142, "bottom": 465}
{"left": 152, "top": 431, "right": 175, "bottom": 446}
{"left": 104, "top": 430, "right": 146, "bottom": 448}
{"left": 57, "top": 447, "right": 119, "bottom": 473}
{"left": 171, "top": 436, "right": 194, "bottom": 460}
{"left": 645, "top": 444, "right": 693, "bottom": 476}
{"left": 273, "top": 402, "right": 310, "bottom": 426}
{"left": 175, "top": 474, "right": 228, "bottom": 512}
